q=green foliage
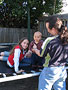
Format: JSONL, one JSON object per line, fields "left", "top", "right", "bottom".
{"left": 44, "top": 0, "right": 63, "bottom": 15}
{"left": 0, "top": 0, "right": 4, "bottom": 4}
{"left": 0, "top": 0, "right": 63, "bottom": 28}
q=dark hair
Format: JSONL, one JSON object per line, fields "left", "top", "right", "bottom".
{"left": 18, "top": 37, "right": 28, "bottom": 46}
{"left": 10, "top": 37, "right": 29, "bottom": 55}
{"left": 46, "top": 16, "right": 57, "bottom": 29}
{"left": 46, "top": 16, "right": 68, "bottom": 44}
{"left": 60, "top": 30, "right": 68, "bottom": 44}
{"left": 58, "top": 25, "right": 65, "bottom": 32}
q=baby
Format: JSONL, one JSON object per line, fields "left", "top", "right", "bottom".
{"left": 25, "top": 31, "right": 44, "bottom": 68}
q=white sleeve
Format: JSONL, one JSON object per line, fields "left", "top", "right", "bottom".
{"left": 13, "top": 49, "right": 21, "bottom": 72}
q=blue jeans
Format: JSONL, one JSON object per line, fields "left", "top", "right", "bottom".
{"left": 20, "top": 57, "right": 32, "bottom": 67}
{"left": 2, "top": 51, "right": 32, "bottom": 67}
{"left": 2, "top": 51, "right": 9, "bottom": 61}
{"left": 38, "top": 66, "right": 67, "bottom": 90}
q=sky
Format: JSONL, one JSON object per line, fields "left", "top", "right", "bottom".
{"left": 61, "top": 0, "right": 68, "bottom": 14}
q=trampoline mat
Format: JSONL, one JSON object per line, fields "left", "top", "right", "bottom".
{"left": 0, "top": 60, "right": 41, "bottom": 83}
{"left": 0, "top": 46, "right": 33, "bottom": 74}
{"left": 0, "top": 61, "right": 35, "bottom": 74}
{"left": 0, "top": 61, "right": 14, "bottom": 73}
{"left": 0, "top": 46, "right": 42, "bottom": 83}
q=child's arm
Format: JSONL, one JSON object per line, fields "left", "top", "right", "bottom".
{"left": 33, "top": 44, "right": 37, "bottom": 49}
{"left": 16, "top": 69, "right": 24, "bottom": 74}
{"left": 32, "top": 48, "right": 41, "bottom": 57}
{"left": 29, "top": 41, "right": 34, "bottom": 51}
{"left": 25, "top": 50, "right": 32, "bottom": 58}
{"left": 13, "top": 49, "right": 24, "bottom": 73}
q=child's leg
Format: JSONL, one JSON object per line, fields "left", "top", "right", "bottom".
{"left": 3, "top": 51, "right": 10, "bottom": 56}
{"left": 0, "top": 52, "right": 5, "bottom": 56}
{"left": 22, "top": 57, "right": 31, "bottom": 64}
{"left": 0, "top": 56, "right": 8, "bottom": 61}
{"left": 31, "top": 53, "right": 38, "bottom": 66}
{"left": 37, "top": 57, "right": 44, "bottom": 66}
{"left": 20, "top": 58, "right": 32, "bottom": 67}
{"left": 0, "top": 51, "right": 9, "bottom": 56}
{"left": 31, "top": 53, "right": 44, "bottom": 66}
{"left": 0, "top": 51, "right": 9, "bottom": 61}
{"left": 0, "top": 56, "right": 4, "bottom": 60}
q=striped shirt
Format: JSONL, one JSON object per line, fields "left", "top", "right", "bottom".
{"left": 40, "top": 35, "right": 68, "bottom": 67}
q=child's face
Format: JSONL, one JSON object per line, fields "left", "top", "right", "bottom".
{"left": 34, "top": 34, "right": 41, "bottom": 42}
{"left": 21, "top": 39, "right": 29, "bottom": 50}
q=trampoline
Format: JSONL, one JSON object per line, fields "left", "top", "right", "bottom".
{"left": 0, "top": 45, "right": 42, "bottom": 82}
{"left": 0, "top": 45, "right": 68, "bottom": 90}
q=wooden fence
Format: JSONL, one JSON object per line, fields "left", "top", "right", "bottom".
{"left": 0, "top": 28, "right": 36, "bottom": 43}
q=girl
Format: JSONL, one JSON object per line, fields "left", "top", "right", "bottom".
{"left": 1, "top": 38, "right": 29, "bottom": 73}
{"left": 32, "top": 17, "right": 68, "bottom": 90}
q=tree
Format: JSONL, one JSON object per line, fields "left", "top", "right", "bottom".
{"left": 0, "top": 0, "right": 4, "bottom": 4}
{"left": 0, "top": 0, "right": 63, "bottom": 28}
{"left": 43, "top": 0, "right": 63, "bottom": 15}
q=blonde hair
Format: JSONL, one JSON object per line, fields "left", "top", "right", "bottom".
{"left": 34, "top": 31, "right": 42, "bottom": 38}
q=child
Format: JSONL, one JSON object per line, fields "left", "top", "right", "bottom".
{"left": 0, "top": 37, "right": 29, "bottom": 73}
{"left": 32, "top": 17, "right": 68, "bottom": 90}
{"left": 26, "top": 31, "right": 44, "bottom": 68}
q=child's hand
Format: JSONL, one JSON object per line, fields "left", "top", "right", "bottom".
{"left": 32, "top": 48, "right": 38, "bottom": 53}
{"left": 16, "top": 69, "right": 24, "bottom": 74}
{"left": 33, "top": 44, "right": 37, "bottom": 49}
{"left": 32, "top": 48, "right": 40, "bottom": 57}
{"left": 25, "top": 50, "right": 32, "bottom": 58}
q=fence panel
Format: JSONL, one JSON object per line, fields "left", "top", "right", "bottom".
{"left": 0, "top": 28, "right": 36, "bottom": 43}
